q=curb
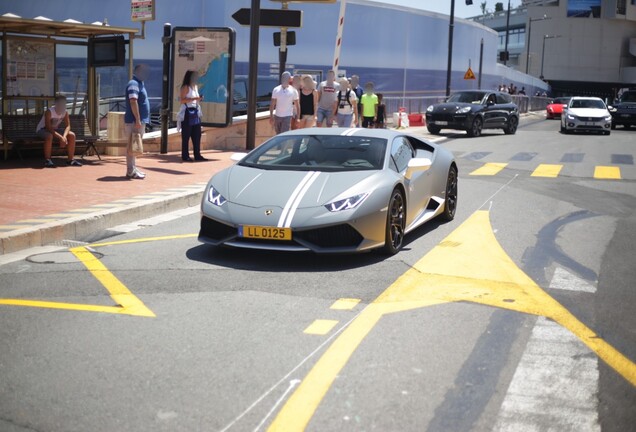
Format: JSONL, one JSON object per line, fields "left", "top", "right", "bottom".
{"left": 0, "top": 188, "right": 204, "bottom": 255}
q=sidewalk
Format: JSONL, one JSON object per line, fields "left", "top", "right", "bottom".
{"left": 0, "top": 150, "right": 234, "bottom": 254}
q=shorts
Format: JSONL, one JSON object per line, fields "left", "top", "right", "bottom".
{"left": 316, "top": 107, "right": 334, "bottom": 124}
{"left": 274, "top": 116, "right": 292, "bottom": 134}
{"left": 36, "top": 128, "right": 66, "bottom": 140}
{"left": 362, "top": 117, "right": 375, "bottom": 128}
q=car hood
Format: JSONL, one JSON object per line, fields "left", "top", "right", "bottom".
{"left": 215, "top": 165, "right": 384, "bottom": 209}
{"left": 430, "top": 102, "right": 478, "bottom": 113}
{"left": 547, "top": 103, "right": 564, "bottom": 110}
{"left": 567, "top": 108, "right": 609, "bottom": 117}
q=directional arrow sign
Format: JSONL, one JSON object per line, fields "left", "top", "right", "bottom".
{"left": 232, "top": 8, "right": 303, "bottom": 28}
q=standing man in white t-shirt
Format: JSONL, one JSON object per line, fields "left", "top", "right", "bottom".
{"left": 269, "top": 71, "right": 300, "bottom": 134}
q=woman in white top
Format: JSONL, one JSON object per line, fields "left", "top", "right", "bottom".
{"left": 36, "top": 95, "right": 82, "bottom": 168}
{"left": 179, "top": 70, "right": 205, "bottom": 162}
{"left": 335, "top": 78, "right": 358, "bottom": 128}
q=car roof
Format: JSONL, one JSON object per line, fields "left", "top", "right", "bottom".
{"left": 277, "top": 127, "right": 406, "bottom": 140}
{"left": 570, "top": 96, "right": 603, "bottom": 101}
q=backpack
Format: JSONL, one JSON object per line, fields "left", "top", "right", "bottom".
{"left": 338, "top": 89, "right": 352, "bottom": 107}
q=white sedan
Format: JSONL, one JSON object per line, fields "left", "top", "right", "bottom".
{"left": 561, "top": 97, "right": 612, "bottom": 135}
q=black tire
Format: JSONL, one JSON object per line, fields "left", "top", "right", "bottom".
{"left": 466, "top": 117, "right": 483, "bottom": 137}
{"left": 441, "top": 166, "right": 458, "bottom": 222}
{"left": 504, "top": 116, "right": 518, "bottom": 135}
{"left": 560, "top": 124, "right": 565, "bottom": 133}
{"left": 624, "top": 124, "right": 631, "bottom": 130}
{"left": 383, "top": 188, "right": 406, "bottom": 255}
{"left": 427, "top": 125, "right": 441, "bottom": 135}
{"left": 611, "top": 123, "right": 616, "bottom": 130}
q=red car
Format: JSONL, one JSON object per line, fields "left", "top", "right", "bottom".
{"left": 546, "top": 97, "right": 571, "bottom": 119}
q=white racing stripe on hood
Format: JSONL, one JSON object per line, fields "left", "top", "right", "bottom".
{"left": 282, "top": 172, "right": 321, "bottom": 228}
{"left": 277, "top": 171, "right": 319, "bottom": 228}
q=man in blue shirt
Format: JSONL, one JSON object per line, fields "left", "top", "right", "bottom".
{"left": 124, "top": 64, "right": 151, "bottom": 179}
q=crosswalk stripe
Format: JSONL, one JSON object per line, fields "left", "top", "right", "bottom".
{"left": 493, "top": 317, "right": 600, "bottom": 431}
{"left": 594, "top": 166, "right": 621, "bottom": 180}
{"left": 531, "top": 164, "right": 563, "bottom": 178}
{"left": 469, "top": 163, "right": 508, "bottom": 176}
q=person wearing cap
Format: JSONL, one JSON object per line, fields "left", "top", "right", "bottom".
{"left": 269, "top": 71, "right": 300, "bottom": 134}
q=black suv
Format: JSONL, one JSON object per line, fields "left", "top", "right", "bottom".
{"left": 608, "top": 90, "right": 636, "bottom": 130}
{"left": 425, "top": 91, "right": 519, "bottom": 137}
{"left": 233, "top": 75, "right": 280, "bottom": 117}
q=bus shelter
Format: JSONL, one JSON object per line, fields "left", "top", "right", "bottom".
{"left": 0, "top": 14, "right": 138, "bottom": 159}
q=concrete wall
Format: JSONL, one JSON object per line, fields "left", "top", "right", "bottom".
{"left": 101, "top": 112, "right": 274, "bottom": 155}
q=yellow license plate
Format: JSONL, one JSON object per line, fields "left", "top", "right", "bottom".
{"left": 239, "top": 225, "right": 292, "bottom": 241}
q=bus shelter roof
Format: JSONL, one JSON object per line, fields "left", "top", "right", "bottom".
{"left": 0, "top": 13, "right": 138, "bottom": 38}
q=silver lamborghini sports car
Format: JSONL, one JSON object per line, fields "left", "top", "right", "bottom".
{"left": 199, "top": 128, "right": 457, "bottom": 254}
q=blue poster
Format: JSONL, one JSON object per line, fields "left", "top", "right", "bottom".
{"left": 567, "top": 0, "right": 602, "bottom": 18}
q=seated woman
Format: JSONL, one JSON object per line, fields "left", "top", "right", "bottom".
{"left": 36, "top": 95, "right": 82, "bottom": 168}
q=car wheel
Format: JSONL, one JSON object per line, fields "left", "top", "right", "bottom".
{"left": 467, "top": 117, "right": 483, "bottom": 137}
{"left": 611, "top": 123, "right": 616, "bottom": 130}
{"left": 624, "top": 124, "right": 631, "bottom": 130}
{"left": 441, "top": 166, "right": 458, "bottom": 222}
{"left": 383, "top": 188, "right": 406, "bottom": 255}
{"left": 504, "top": 116, "right": 518, "bottom": 135}
{"left": 560, "top": 123, "right": 565, "bottom": 133}
{"left": 427, "top": 125, "right": 441, "bottom": 135}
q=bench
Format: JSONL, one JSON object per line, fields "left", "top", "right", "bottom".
{"left": 2, "top": 114, "right": 102, "bottom": 161}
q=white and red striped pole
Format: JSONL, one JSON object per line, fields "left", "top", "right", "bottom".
{"left": 332, "top": 0, "right": 347, "bottom": 75}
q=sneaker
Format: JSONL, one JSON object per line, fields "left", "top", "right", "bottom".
{"left": 44, "top": 159, "right": 56, "bottom": 168}
{"left": 67, "top": 159, "right": 82, "bottom": 167}
{"left": 126, "top": 169, "right": 146, "bottom": 180}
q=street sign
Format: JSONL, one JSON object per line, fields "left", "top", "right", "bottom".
{"left": 464, "top": 67, "right": 476, "bottom": 80}
{"left": 232, "top": 8, "right": 303, "bottom": 28}
{"left": 131, "top": 0, "right": 155, "bottom": 22}
{"left": 274, "top": 31, "right": 296, "bottom": 47}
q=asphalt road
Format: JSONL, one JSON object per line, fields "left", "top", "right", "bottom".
{"left": 1, "top": 116, "right": 635, "bottom": 432}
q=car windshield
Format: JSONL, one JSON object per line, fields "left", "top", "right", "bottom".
{"left": 240, "top": 135, "right": 387, "bottom": 172}
{"left": 621, "top": 92, "right": 636, "bottom": 102}
{"left": 570, "top": 99, "right": 606, "bottom": 109}
{"left": 553, "top": 97, "right": 570, "bottom": 104}
{"left": 447, "top": 91, "right": 487, "bottom": 104}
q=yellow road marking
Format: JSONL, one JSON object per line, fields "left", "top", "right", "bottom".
{"left": 0, "top": 247, "right": 154, "bottom": 317}
{"left": 531, "top": 164, "right": 563, "bottom": 178}
{"left": 0, "top": 224, "right": 34, "bottom": 229}
{"left": 90, "top": 233, "right": 197, "bottom": 248}
{"left": 16, "top": 218, "right": 61, "bottom": 223}
{"left": 91, "top": 203, "right": 124, "bottom": 208}
{"left": 69, "top": 247, "right": 154, "bottom": 316}
{"left": 268, "top": 210, "right": 636, "bottom": 431}
{"left": 594, "top": 166, "right": 621, "bottom": 180}
{"left": 330, "top": 298, "right": 361, "bottom": 310}
{"left": 303, "top": 320, "right": 339, "bottom": 335}
{"left": 66, "top": 208, "right": 99, "bottom": 213}
{"left": 469, "top": 162, "right": 507, "bottom": 176}
{"left": 45, "top": 213, "right": 78, "bottom": 218}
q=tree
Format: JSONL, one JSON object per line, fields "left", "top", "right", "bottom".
{"left": 480, "top": 1, "right": 488, "bottom": 15}
{"left": 495, "top": 2, "right": 504, "bottom": 11}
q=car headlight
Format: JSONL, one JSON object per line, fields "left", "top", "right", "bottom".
{"left": 455, "top": 106, "right": 471, "bottom": 114}
{"left": 605, "top": 115, "right": 612, "bottom": 121}
{"left": 207, "top": 186, "right": 228, "bottom": 206}
{"left": 426, "top": 105, "right": 434, "bottom": 113}
{"left": 567, "top": 114, "right": 577, "bottom": 120}
{"left": 325, "top": 193, "right": 369, "bottom": 212}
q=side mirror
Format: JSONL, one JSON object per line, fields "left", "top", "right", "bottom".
{"left": 405, "top": 157, "right": 432, "bottom": 179}
{"left": 230, "top": 152, "right": 248, "bottom": 162}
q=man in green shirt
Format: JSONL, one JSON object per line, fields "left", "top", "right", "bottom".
{"left": 360, "top": 82, "right": 378, "bottom": 128}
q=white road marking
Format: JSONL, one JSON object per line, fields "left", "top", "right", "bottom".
{"left": 549, "top": 267, "right": 597, "bottom": 293}
{"left": 493, "top": 316, "right": 600, "bottom": 432}
{"left": 277, "top": 171, "right": 316, "bottom": 228}
{"left": 253, "top": 379, "right": 301, "bottom": 432}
